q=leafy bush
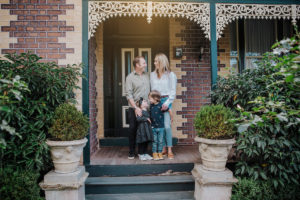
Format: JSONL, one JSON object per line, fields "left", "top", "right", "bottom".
{"left": 233, "top": 33, "right": 300, "bottom": 188}
{"left": 0, "top": 75, "right": 29, "bottom": 149}
{"left": 211, "top": 59, "right": 277, "bottom": 111}
{"left": 48, "top": 103, "right": 89, "bottom": 141}
{"left": 232, "top": 177, "right": 300, "bottom": 200}
{"left": 0, "top": 167, "right": 43, "bottom": 200}
{"left": 0, "top": 53, "right": 82, "bottom": 171}
{"left": 194, "top": 105, "right": 236, "bottom": 139}
{"left": 231, "top": 177, "right": 275, "bottom": 200}
{"left": 212, "top": 32, "right": 300, "bottom": 197}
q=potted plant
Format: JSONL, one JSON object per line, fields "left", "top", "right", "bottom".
{"left": 193, "top": 104, "right": 236, "bottom": 171}
{"left": 47, "top": 103, "right": 89, "bottom": 173}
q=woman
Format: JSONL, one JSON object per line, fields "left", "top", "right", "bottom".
{"left": 150, "top": 53, "right": 177, "bottom": 159}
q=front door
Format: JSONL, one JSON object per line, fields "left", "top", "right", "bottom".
{"left": 103, "top": 17, "right": 169, "bottom": 137}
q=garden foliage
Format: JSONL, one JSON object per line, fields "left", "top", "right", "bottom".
{"left": 49, "top": 103, "right": 89, "bottom": 141}
{"left": 212, "top": 32, "right": 300, "bottom": 196}
{"left": 0, "top": 53, "right": 82, "bottom": 171}
{"left": 0, "top": 167, "right": 43, "bottom": 200}
{"left": 194, "top": 104, "right": 235, "bottom": 139}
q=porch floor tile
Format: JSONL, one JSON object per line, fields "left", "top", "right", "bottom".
{"left": 90, "top": 145, "right": 201, "bottom": 165}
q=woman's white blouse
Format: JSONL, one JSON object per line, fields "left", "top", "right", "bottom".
{"left": 150, "top": 71, "right": 177, "bottom": 107}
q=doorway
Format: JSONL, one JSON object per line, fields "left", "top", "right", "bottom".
{"left": 103, "top": 17, "right": 169, "bottom": 137}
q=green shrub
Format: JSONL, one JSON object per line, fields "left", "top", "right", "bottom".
{"left": 48, "top": 103, "right": 89, "bottom": 141}
{"left": 0, "top": 167, "right": 44, "bottom": 200}
{"left": 232, "top": 178, "right": 275, "bottom": 200}
{"left": 233, "top": 33, "right": 300, "bottom": 189}
{"left": 211, "top": 62, "right": 276, "bottom": 111}
{"left": 194, "top": 105, "right": 236, "bottom": 139}
{"left": 0, "top": 53, "right": 82, "bottom": 171}
{"left": 0, "top": 75, "right": 29, "bottom": 149}
{"left": 232, "top": 177, "right": 300, "bottom": 200}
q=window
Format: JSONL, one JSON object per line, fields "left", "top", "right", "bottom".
{"left": 229, "top": 19, "right": 294, "bottom": 70}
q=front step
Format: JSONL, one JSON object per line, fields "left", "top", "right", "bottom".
{"left": 85, "top": 175, "right": 194, "bottom": 194}
{"left": 86, "top": 191, "right": 194, "bottom": 200}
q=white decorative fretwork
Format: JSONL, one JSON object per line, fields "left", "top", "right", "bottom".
{"left": 216, "top": 4, "right": 300, "bottom": 40}
{"left": 89, "top": 1, "right": 210, "bottom": 40}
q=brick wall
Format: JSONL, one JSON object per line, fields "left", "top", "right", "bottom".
{"left": 217, "top": 25, "right": 231, "bottom": 77}
{"left": 0, "top": 0, "right": 83, "bottom": 109}
{"left": 1, "top": 0, "right": 75, "bottom": 64}
{"left": 174, "top": 19, "right": 211, "bottom": 145}
{"left": 89, "top": 36, "right": 99, "bottom": 154}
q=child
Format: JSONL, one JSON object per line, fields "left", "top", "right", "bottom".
{"left": 149, "top": 90, "right": 169, "bottom": 161}
{"left": 135, "top": 97, "right": 154, "bottom": 161}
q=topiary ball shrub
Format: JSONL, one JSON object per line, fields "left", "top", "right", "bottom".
{"left": 48, "top": 103, "right": 89, "bottom": 141}
{"left": 194, "top": 104, "right": 235, "bottom": 139}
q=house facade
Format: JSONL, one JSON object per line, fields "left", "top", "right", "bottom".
{"left": 0, "top": 0, "right": 299, "bottom": 164}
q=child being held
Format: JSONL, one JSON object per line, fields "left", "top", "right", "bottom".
{"left": 149, "top": 90, "right": 169, "bottom": 161}
{"left": 135, "top": 97, "right": 154, "bottom": 161}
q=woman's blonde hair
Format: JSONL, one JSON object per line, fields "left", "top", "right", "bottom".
{"left": 155, "top": 53, "right": 171, "bottom": 78}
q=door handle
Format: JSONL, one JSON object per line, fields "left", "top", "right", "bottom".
{"left": 118, "top": 82, "right": 122, "bottom": 86}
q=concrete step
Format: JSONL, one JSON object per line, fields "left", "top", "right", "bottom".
{"left": 85, "top": 175, "right": 194, "bottom": 194}
{"left": 86, "top": 191, "right": 194, "bottom": 200}
{"left": 86, "top": 163, "right": 194, "bottom": 176}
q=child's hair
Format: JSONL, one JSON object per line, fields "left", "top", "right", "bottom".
{"left": 136, "top": 97, "right": 144, "bottom": 108}
{"left": 149, "top": 90, "right": 161, "bottom": 102}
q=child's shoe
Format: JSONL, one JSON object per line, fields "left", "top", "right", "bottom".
{"left": 139, "top": 154, "right": 147, "bottom": 161}
{"left": 168, "top": 152, "right": 174, "bottom": 160}
{"left": 144, "top": 154, "right": 153, "bottom": 160}
{"left": 153, "top": 153, "right": 159, "bottom": 160}
{"left": 158, "top": 153, "right": 164, "bottom": 160}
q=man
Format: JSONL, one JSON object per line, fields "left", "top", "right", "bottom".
{"left": 125, "top": 56, "right": 150, "bottom": 159}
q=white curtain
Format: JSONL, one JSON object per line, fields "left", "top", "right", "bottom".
{"left": 245, "top": 19, "right": 276, "bottom": 69}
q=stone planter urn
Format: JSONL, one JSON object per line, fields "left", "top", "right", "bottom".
{"left": 46, "top": 138, "right": 87, "bottom": 173}
{"left": 195, "top": 136, "right": 235, "bottom": 171}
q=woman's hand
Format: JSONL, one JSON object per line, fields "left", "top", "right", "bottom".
{"left": 161, "top": 103, "right": 168, "bottom": 111}
{"left": 147, "top": 118, "right": 151, "bottom": 123}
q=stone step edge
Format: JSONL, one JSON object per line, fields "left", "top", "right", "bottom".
{"left": 86, "top": 175, "right": 194, "bottom": 186}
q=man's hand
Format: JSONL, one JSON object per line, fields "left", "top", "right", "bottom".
{"left": 135, "top": 107, "right": 142, "bottom": 117}
{"left": 161, "top": 103, "right": 168, "bottom": 111}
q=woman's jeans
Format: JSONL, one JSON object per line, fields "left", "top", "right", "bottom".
{"left": 152, "top": 128, "right": 164, "bottom": 153}
{"left": 161, "top": 97, "right": 173, "bottom": 147}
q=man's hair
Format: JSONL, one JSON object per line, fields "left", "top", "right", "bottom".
{"left": 133, "top": 56, "right": 144, "bottom": 68}
{"left": 149, "top": 90, "right": 161, "bottom": 102}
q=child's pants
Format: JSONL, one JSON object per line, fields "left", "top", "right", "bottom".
{"left": 138, "top": 142, "right": 149, "bottom": 155}
{"left": 152, "top": 128, "right": 164, "bottom": 153}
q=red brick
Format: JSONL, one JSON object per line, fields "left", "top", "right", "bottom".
{"left": 2, "top": 49, "right": 17, "bottom": 54}
{"left": 39, "top": 43, "right": 46, "bottom": 48}
{"left": 47, "top": 10, "right": 66, "bottom": 15}
{"left": 25, "top": 38, "right": 35, "bottom": 43}
{"left": 37, "top": 49, "right": 58, "bottom": 53}
{"left": 1, "top": 26, "right": 16, "bottom": 32}
{"left": 47, "top": 54, "right": 66, "bottom": 59}
{"left": 26, "top": 5, "right": 35, "bottom": 9}
{"left": 59, "top": 26, "right": 74, "bottom": 31}
{"left": 36, "top": 38, "right": 58, "bottom": 43}
{"left": 39, "top": 32, "right": 46, "bottom": 37}
{"left": 1, "top": 4, "right": 17, "bottom": 9}
{"left": 36, "top": 5, "right": 58, "bottom": 9}
{"left": 30, "top": 10, "right": 39, "bottom": 15}
{"left": 36, "top": 15, "right": 50, "bottom": 20}
{"left": 59, "top": 5, "right": 74, "bottom": 9}
{"left": 47, "top": 43, "right": 65, "bottom": 48}
{"left": 59, "top": 48, "right": 74, "bottom": 53}
{"left": 26, "top": 27, "right": 34, "bottom": 31}
{"left": 47, "top": 32, "right": 65, "bottom": 37}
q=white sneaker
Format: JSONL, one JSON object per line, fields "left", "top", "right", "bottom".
{"left": 139, "top": 154, "right": 147, "bottom": 161}
{"left": 144, "top": 154, "right": 153, "bottom": 160}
